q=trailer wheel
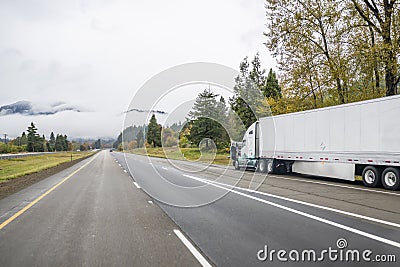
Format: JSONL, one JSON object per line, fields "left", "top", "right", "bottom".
{"left": 258, "top": 159, "right": 268, "bottom": 173}
{"left": 381, "top": 167, "right": 400, "bottom": 190}
{"left": 234, "top": 160, "right": 240, "bottom": 170}
{"left": 362, "top": 166, "right": 382, "bottom": 187}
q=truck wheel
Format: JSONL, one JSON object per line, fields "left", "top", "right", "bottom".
{"left": 258, "top": 159, "right": 268, "bottom": 173}
{"left": 362, "top": 166, "right": 382, "bottom": 187}
{"left": 267, "top": 159, "right": 275, "bottom": 174}
{"left": 234, "top": 160, "right": 240, "bottom": 170}
{"left": 381, "top": 167, "right": 400, "bottom": 190}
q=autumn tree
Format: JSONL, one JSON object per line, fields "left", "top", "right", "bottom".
{"left": 351, "top": 0, "right": 400, "bottom": 95}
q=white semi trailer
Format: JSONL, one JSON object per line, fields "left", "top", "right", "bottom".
{"left": 230, "top": 95, "right": 400, "bottom": 190}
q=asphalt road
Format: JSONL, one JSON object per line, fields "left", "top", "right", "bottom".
{"left": 113, "top": 152, "right": 400, "bottom": 266}
{"left": 0, "top": 151, "right": 201, "bottom": 266}
{"left": 0, "top": 150, "right": 399, "bottom": 266}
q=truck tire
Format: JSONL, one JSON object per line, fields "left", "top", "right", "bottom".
{"left": 234, "top": 160, "right": 240, "bottom": 170}
{"left": 258, "top": 159, "right": 268, "bottom": 173}
{"left": 381, "top": 167, "right": 400, "bottom": 190}
{"left": 362, "top": 166, "right": 382, "bottom": 187}
{"left": 267, "top": 159, "right": 275, "bottom": 173}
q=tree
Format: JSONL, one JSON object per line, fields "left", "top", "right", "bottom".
{"left": 264, "top": 0, "right": 399, "bottom": 110}
{"left": 266, "top": 0, "right": 353, "bottom": 104}
{"left": 161, "top": 128, "right": 178, "bottom": 147}
{"left": 94, "top": 139, "right": 101, "bottom": 149}
{"left": 136, "top": 129, "right": 144, "bottom": 148}
{"left": 229, "top": 55, "right": 270, "bottom": 133}
{"left": 27, "top": 122, "right": 39, "bottom": 152}
{"left": 264, "top": 68, "right": 282, "bottom": 99}
{"left": 55, "top": 134, "right": 64, "bottom": 151}
{"left": 351, "top": 0, "right": 400, "bottom": 95}
{"left": 20, "top": 132, "right": 27, "bottom": 146}
{"left": 188, "top": 88, "right": 230, "bottom": 149}
{"left": 64, "top": 135, "right": 69, "bottom": 151}
{"left": 49, "top": 132, "right": 55, "bottom": 152}
{"left": 147, "top": 114, "right": 162, "bottom": 147}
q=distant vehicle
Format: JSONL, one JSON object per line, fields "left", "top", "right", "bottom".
{"left": 230, "top": 95, "right": 400, "bottom": 190}
{"left": 76, "top": 149, "right": 81, "bottom": 152}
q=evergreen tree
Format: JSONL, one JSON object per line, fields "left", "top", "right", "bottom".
{"left": 187, "top": 88, "right": 230, "bottom": 149}
{"left": 27, "top": 122, "right": 39, "bottom": 152}
{"left": 49, "top": 132, "right": 55, "bottom": 152}
{"left": 229, "top": 55, "right": 269, "bottom": 135}
{"left": 136, "top": 129, "right": 144, "bottom": 148}
{"left": 263, "top": 68, "right": 282, "bottom": 99}
{"left": 55, "top": 134, "right": 64, "bottom": 151}
{"left": 147, "top": 114, "right": 162, "bottom": 147}
{"left": 63, "top": 135, "right": 69, "bottom": 151}
{"left": 19, "top": 132, "right": 27, "bottom": 146}
{"left": 94, "top": 139, "right": 101, "bottom": 149}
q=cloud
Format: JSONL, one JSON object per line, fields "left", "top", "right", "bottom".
{"left": 124, "top": 108, "right": 168, "bottom": 115}
{"left": 0, "top": 100, "right": 83, "bottom": 116}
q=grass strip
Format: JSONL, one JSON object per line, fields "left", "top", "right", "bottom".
{"left": 0, "top": 152, "right": 95, "bottom": 181}
{"left": 127, "top": 147, "right": 231, "bottom": 166}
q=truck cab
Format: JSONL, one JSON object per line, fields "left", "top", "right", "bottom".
{"left": 231, "top": 122, "right": 258, "bottom": 169}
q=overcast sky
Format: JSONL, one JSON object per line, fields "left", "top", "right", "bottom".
{"left": 0, "top": 0, "right": 276, "bottom": 139}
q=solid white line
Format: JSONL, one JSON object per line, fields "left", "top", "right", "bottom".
{"left": 173, "top": 229, "right": 212, "bottom": 267}
{"left": 162, "top": 167, "right": 168, "bottom": 170}
{"left": 184, "top": 174, "right": 400, "bottom": 249}
{"left": 133, "top": 182, "right": 141, "bottom": 189}
{"left": 268, "top": 175, "right": 400, "bottom": 196}
{"left": 204, "top": 178, "right": 400, "bottom": 229}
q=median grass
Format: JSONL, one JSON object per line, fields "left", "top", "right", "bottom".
{"left": 0, "top": 152, "right": 95, "bottom": 181}
{"left": 128, "top": 147, "right": 231, "bottom": 165}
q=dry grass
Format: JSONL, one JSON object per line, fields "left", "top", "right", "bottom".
{"left": 0, "top": 152, "right": 95, "bottom": 181}
{"left": 128, "top": 147, "right": 231, "bottom": 165}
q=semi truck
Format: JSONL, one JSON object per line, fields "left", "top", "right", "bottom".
{"left": 230, "top": 95, "right": 400, "bottom": 190}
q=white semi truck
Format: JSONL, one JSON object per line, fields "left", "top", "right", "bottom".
{"left": 230, "top": 95, "right": 400, "bottom": 190}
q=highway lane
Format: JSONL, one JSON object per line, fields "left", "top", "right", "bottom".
{"left": 114, "top": 152, "right": 400, "bottom": 266}
{"left": 0, "top": 151, "right": 202, "bottom": 266}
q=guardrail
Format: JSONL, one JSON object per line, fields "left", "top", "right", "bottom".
{"left": 0, "top": 152, "right": 57, "bottom": 160}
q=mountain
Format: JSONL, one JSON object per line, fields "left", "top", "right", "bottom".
{"left": 0, "top": 100, "right": 82, "bottom": 116}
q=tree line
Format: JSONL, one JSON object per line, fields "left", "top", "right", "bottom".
{"left": 1, "top": 122, "right": 71, "bottom": 153}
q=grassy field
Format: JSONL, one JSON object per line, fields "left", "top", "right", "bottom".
{"left": 128, "top": 147, "right": 231, "bottom": 165}
{"left": 0, "top": 152, "right": 95, "bottom": 181}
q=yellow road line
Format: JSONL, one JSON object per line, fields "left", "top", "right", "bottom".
{"left": 0, "top": 154, "right": 98, "bottom": 230}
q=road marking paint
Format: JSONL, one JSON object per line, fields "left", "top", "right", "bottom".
{"left": 118, "top": 164, "right": 122, "bottom": 167}
{"left": 162, "top": 167, "right": 168, "bottom": 170}
{"left": 173, "top": 229, "right": 212, "bottom": 267}
{"left": 184, "top": 174, "right": 400, "bottom": 249}
{"left": 133, "top": 182, "right": 141, "bottom": 189}
{"left": 0, "top": 154, "right": 98, "bottom": 230}
{"left": 148, "top": 200, "right": 153, "bottom": 204}
{"left": 123, "top": 170, "right": 127, "bottom": 173}
{"left": 202, "top": 178, "right": 400, "bottom": 229}
{"left": 267, "top": 175, "right": 400, "bottom": 196}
